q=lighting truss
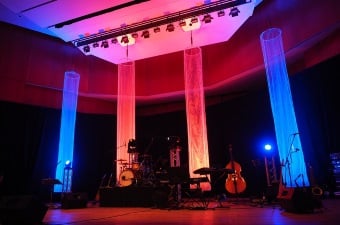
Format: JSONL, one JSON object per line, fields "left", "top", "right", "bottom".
{"left": 72, "top": 0, "right": 252, "bottom": 48}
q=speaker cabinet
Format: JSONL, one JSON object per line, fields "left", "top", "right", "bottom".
{"left": 61, "top": 192, "right": 88, "bottom": 209}
{"left": 277, "top": 187, "right": 315, "bottom": 213}
{"left": 0, "top": 195, "right": 48, "bottom": 225}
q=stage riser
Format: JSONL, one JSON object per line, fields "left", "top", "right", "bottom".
{"left": 99, "top": 187, "right": 156, "bottom": 207}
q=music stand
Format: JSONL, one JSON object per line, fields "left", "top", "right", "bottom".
{"left": 41, "top": 178, "right": 62, "bottom": 208}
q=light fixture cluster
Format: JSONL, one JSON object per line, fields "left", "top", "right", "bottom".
{"left": 77, "top": 0, "right": 250, "bottom": 53}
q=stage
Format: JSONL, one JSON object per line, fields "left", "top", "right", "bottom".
{"left": 99, "top": 186, "right": 156, "bottom": 207}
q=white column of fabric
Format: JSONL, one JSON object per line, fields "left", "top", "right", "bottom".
{"left": 116, "top": 61, "right": 136, "bottom": 186}
{"left": 260, "top": 28, "right": 309, "bottom": 188}
{"left": 55, "top": 71, "right": 80, "bottom": 192}
{"left": 184, "top": 47, "right": 211, "bottom": 191}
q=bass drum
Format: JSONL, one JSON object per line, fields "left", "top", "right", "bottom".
{"left": 119, "top": 169, "right": 142, "bottom": 187}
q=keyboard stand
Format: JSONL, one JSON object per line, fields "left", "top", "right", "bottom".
{"left": 182, "top": 177, "right": 212, "bottom": 210}
{"left": 192, "top": 167, "right": 235, "bottom": 209}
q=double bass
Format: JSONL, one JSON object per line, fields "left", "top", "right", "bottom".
{"left": 225, "top": 144, "right": 247, "bottom": 194}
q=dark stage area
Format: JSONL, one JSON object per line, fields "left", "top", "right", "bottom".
{"left": 99, "top": 186, "right": 155, "bottom": 207}
{"left": 1, "top": 194, "right": 338, "bottom": 225}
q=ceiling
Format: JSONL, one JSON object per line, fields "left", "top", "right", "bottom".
{"left": 0, "top": 0, "right": 339, "bottom": 111}
{"left": 0, "top": 0, "right": 263, "bottom": 64}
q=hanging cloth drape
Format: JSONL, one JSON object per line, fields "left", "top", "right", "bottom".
{"left": 260, "top": 28, "right": 309, "bottom": 187}
{"left": 116, "top": 60, "right": 136, "bottom": 186}
{"left": 55, "top": 71, "right": 80, "bottom": 192}
{"left": 184, "top": 47, "right": 211, "bottom": 191}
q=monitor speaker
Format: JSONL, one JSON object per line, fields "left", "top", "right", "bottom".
{"left": 0, "top": 195, "right": 48, "bottom": 225}
{"left": 277, "top": 187, "right": 315, "bottom": 213}
{"left": 61, "top": 192, "right": 88, "bottom": 209}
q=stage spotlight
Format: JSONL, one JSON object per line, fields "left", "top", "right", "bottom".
{"left": 121, "top": 35, "right": 129, "bottom": 44}
{"left": 217, "top": 10, "right": 225, "bottom": 17}
{"left": 111, "top": 38, "right": 118, "bottom": 44}
{"left": 117, "top": 34, "right": 135, "bottom": 46}
{"left": 264, "top": 144, "right": 272, "bottom": 151}
{"left": 65, "top": 160, "right": 72, "bottom": 169}
{"left": 179, "top": 20, "right": 186, "bottom": 27}
{"left": 181, "top": 17, "right": 201, "bottom": 32}
{"left": 101, "top": 40, "right": 109, "bottom": 48}
{"left": 229, "top": 7, "right": 240, "bottom": 17}
{"left": 92, "top": 42, "right": 99, "bottom": 48}
{"left": 141, "top": 30, "right": 150, "bottom": 38}
{"left": 83, "top": 45, "right": 90, "bottom": 53}
{"left": 166, "top": 23, "right": 175, "bottom": 32}
{"left": 153, "top": 27, "right": 161, "bottom": 33}
{"left": 131, "top": 32, "right": 138, "bottom": 38}
{"left": 190, "top": 17, "right": 198, "bottom": 24}
{"left": 202, "top": 14, "right": 213, "bottom": 23}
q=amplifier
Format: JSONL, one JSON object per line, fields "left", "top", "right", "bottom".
{"left": 61, "top": 192, "right": 88, "bottom": 209}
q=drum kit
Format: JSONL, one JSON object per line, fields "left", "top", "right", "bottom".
{"left": 115, "top": 137, "right": 183, "bottom": 187}
{"left": 116, "top": 152, "right": 155, "bottom": 187}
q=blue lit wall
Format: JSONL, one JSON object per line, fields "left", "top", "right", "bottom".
{"left": 54, "top": 71, "right": 80, "bottom": 192}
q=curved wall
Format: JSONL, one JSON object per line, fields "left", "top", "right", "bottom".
{"left": 0, "top": 0, "right": 339, "bottom": 115}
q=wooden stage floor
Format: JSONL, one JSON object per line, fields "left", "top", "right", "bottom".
{"left": 41, "top": 197, "right": 339, "bottom": 225}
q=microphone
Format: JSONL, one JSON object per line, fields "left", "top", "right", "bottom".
{"left": 292, "top": 132, "right": 300, "bottom": 135}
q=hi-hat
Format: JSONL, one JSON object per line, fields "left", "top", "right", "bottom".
{"left": 115, "top": 159, "right": 127, "bottom": 162}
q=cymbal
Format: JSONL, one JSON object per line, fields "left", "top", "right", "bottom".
{"left": 115, "top": 159, "right": 127, "bottom": 162}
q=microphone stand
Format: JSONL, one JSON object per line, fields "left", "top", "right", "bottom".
{"left": 285, "top": 133, "right": 299, "bottom": 187}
